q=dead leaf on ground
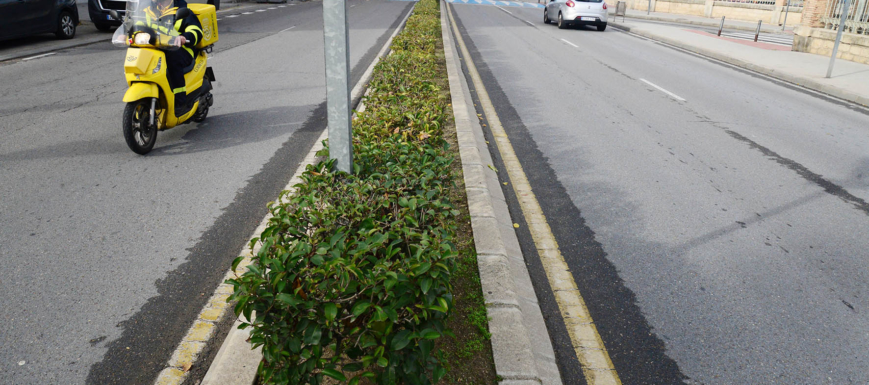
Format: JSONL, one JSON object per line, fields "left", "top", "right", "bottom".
{"left": 183, "top": 363, "right": 192, "bottom": 372}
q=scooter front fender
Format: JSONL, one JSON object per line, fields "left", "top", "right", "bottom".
{"left": 123, "top": 83, "right": 159, "bottom": 103}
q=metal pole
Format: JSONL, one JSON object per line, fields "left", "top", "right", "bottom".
{"left": 718, "top": 16, "right": 725, "bottom": 36}
{"left": 754, "top": 19, "right": 762, "bottom": 41}
{"left": 648, "top": 0, "right": 651, "bottom": 14}
{"left": 323, "top": 0, "right": 353, "bottom": 172}
{"left": 827, "top": 0, "right": 852, "bottom": 78}
{"left": 782, "top": 0, "right": 790, "bottom": 31}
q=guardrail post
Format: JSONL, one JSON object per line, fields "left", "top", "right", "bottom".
{"left": 782, "top": 0, "right": 791, "bottom": 30}
{"left": 718, "top": 16, "right": 725, "bottom": 36}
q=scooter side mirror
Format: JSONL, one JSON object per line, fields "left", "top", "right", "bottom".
{"left": 109, "top": 10, "right": 121, "bottom": 21}
{"left": 175, "top": 8, "right": 191, "bottom": 20}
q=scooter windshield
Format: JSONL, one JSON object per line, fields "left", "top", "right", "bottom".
{"left": 111, "top": 0, "right": 182, "bottom": 50}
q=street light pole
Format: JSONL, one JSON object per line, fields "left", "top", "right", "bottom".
{"left": 323, "top": 0, "right": 353, "bottom": 172}
{"left": 826, "top": 0, "right": 852, "bottom": 78}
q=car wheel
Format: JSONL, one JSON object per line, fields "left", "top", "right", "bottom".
{"left": 94, "top": 22, "right": 113, "bottom": 32}
{"left": 557, "top": 12, "right": 567, "bottom": 29}
{"left": 55, "top": 11, "right": 76, "bottom": 39}
{"left": 597, "top": 23, "right": 607, "bottom": 31}
{"left": 544, "top": 9, "right": 551, "bottom": 24}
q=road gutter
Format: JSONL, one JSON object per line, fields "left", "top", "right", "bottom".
{"left": 446, "top": 2, "right": 621, "bottom": 385}
{"left": 151, "top": 4, "right": 417, "bottom": 385}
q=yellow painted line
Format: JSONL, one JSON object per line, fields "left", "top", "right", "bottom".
{"left": 445, "top": 3, "right": 622, "bottom": 384}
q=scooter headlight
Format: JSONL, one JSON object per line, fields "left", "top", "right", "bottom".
{"left": 134, "top": 33, "right": 151, "bottom": 45}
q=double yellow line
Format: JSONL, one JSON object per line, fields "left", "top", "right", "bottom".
{"left": 445, "top": 4, "right": 622, "bottom": 384}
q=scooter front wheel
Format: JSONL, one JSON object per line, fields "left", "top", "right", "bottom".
{"left": 123, "top": 98, "right": 158, "bottom": 155}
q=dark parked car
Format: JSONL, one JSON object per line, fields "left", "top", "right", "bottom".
{"left": 87, "top": 0, "right": 126, "bottom": 32}
{"left": 0, "top": 0, "right": 79, "bottom": 41}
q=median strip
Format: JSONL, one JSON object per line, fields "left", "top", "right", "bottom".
{"left": 446, "top": 1, "right": 622, "bottom": 384}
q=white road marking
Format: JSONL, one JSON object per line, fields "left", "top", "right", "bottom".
{"left": 226, "top": 14, "right": 238, "bottom": 17}
{"left": 560, "top": 38, "right": 578, "bottom": 48}
{"left": 22, "top": 53, "right": 56, "bottom": 61}
{"left": 278, "top": 4, "right": 286, "bottom": 7}
{"left": 640, "top": 78, "right": 686, "bottom": 101}
{"left": 255, "top": 9, "right": 266, "bottom": 12}
{"left": 523, "top": 19, "right": 534, "bottom": 26}
{"left": 216, "top": 18, "right": 223, "bottom": 20}
{"left": 242, "top": 11, "right": 253, "bottom": 14}
{"left": 496, "top": 5, "right": 512, "bottom": 14}
{"left": 267, "top": 7, "right": 277, "bottom": 9}
{"left": 279, "top": 25, "right": 296, "bottom": 33}
{"left": 351, "top": 4, "right": 356, "bottom": 7}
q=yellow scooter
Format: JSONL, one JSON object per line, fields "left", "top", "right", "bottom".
{"left": 111, "top": 1, "right": 218, "bottom": 154}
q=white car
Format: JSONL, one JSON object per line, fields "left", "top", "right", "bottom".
{"left": 544, "top": 0, "right": 608, "bottom": 31}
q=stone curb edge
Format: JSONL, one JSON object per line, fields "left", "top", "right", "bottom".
{"left": 613, "top": 13, "right": 792, "bottom": 35}
{"left": 609, "top": 21, "right": 869, "bottom": 107}
{"left": 441, "top": 2, "right": 562, "bottom": 384}
{"left": 151, "top": 4, "right": 418, "bottom": 385}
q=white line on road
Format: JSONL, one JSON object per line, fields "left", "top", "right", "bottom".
{"left": 267, "top": 7, "right": 277, "bottom": 9}
{"left": 279, "top": 25, "right": 296, "bottom": 33}
{"left": 226, "top": 14, "right": 238, "bottom": 17}
{"left": 21, "top": 53, "right": 56, "bottom": 61}
{"left": 523, "top": 19, "right": 534, "bottom": 26}
{"left": 242, "top": 11, "right": 253, "bottom": 14}
{"left": 278, "top": 4, "right": 286, "bottom": 7}
{"left": 496, "top": 5, "right": 512, "bottom": 14}
{"left": 351, "top": 4, "right": 356, "bottom": 7}
{"left": 216, "top": 18, "right": 223, "bottom": 20}
{"left": 255, "top": 9, "right": 266, "bottom": 12}
{"left": 640, "top": 78, "right": 686, "bottom": 101}
{"left": 560, "top": 38, "right": 578, "bottom": 48}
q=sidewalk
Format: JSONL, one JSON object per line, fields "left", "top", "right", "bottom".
{"left": 613, "top": 8, "right": 794, "bottom": 34}
{"left": 609, "top": 18, "right": 869, "bottom": 107}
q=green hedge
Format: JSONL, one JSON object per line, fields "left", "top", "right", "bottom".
{"left": 227, "top": 0, "right": 456, "bottom": 383}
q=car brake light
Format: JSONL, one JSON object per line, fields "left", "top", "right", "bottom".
{"left": 602, "top": 2, "right": 607, "bottom": 9}
{"left": 566, "top": 0, "right": 575, "bottom": 7}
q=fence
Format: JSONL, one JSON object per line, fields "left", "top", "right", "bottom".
{"left": 821, "top": 0, "right": 869, "bottom": 34}
{"left": 715, "top": 0, "right": 777, "bottom": 5}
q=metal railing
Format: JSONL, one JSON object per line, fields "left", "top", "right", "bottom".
{"left": 715, "top": 0, "right": 777, "bottom": 6}
{"left": 822, "top": 0, "right": 869, "bottom": 35}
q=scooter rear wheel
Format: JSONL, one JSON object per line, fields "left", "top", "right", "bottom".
{"left": 123, "top": 99, "right": 158, "bottom": 155}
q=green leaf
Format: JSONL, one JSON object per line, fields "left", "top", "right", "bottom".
{"left": 276, "top": 293, "right": 298, "bottom": 306}
{"left": 420, "top": 328, "right": 440, "bottom": 340}
{"left": 377, "top": 356, "right": 388, "bottom": 367}
{"left": 412, "top": 262, "right": 431, "bottom": 275}
{"left": 324, "top": 303, "right": 337, "bottom": 322}
{"left": 322, "top": 368, "right": 347, "bottom": 381}
{"left": 420, "top": 278, "right": 432, "bottom": 294}
{"left": 391, "top": 330, "right": 412, "bottom": 351}
{"left": 352, "top": 301, "right": 371, "bottom": 317}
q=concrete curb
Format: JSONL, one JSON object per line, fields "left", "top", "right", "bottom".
{"left": 609, "top": 21, "right": 869, "bottom": 107}
{"left": 441, "top": 2, "right": 563, "bottom": 384}
{"left": 189, "top": 4, "right": 417, "bottom": 385}
{"left": 614, "top": 13, "right": 792, "bottom": 34}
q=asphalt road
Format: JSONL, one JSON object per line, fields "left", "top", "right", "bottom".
{"left": 0, "top": 0, "right": 412, "bottom": 383}
{"left": 450, "top": 3, "right": 869, "bottom": 384}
